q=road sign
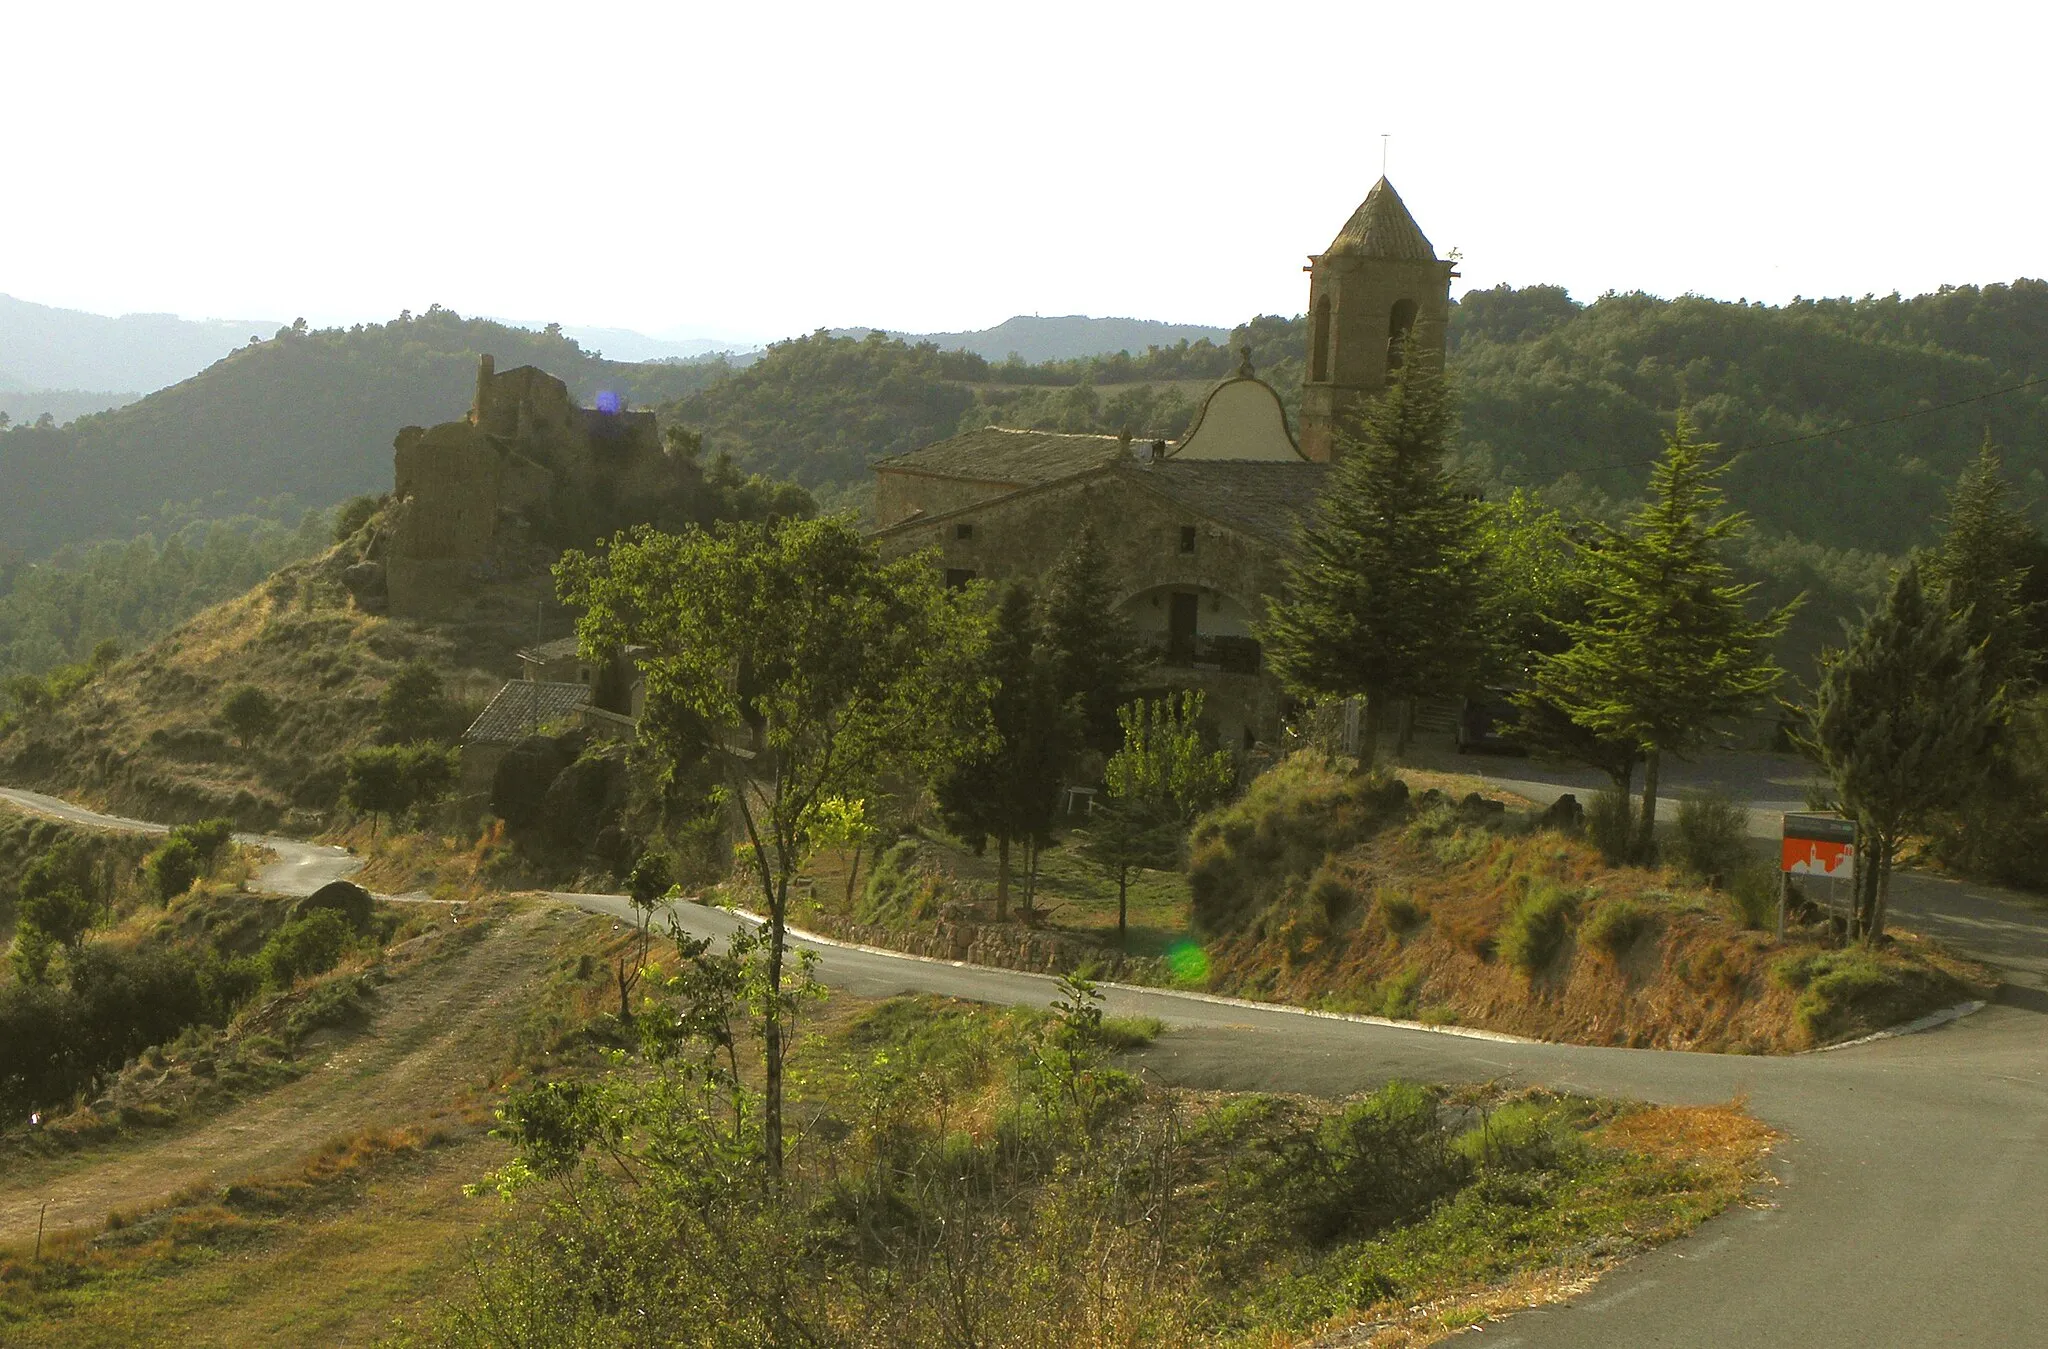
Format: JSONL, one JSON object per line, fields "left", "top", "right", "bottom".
{"left": 1782, "top": 812, "right": 1856, "bottom": 880}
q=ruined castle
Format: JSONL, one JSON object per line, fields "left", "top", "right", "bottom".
{"left": 375, "top": 356, "right": 677, "bottom": 617}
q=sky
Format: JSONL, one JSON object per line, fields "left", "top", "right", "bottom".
{"left": 5, "top": 0, "right": 2044, "bottom": 345}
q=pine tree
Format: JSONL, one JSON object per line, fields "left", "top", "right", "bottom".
{"left": 1925, "top": 435, "right": 2039, "bottom": 688}
{"left": 1261, "top": 336, "right": 1485, "bottom": 760}
{"left": 1804, "top": 561, "right": 1996, "bottom": 940}
{"left": 1039, "top": 527, "right": 1139, "bottom": 754}
{"left": 1532, "top": 413, "right": 1793, "bottom": 857}
{"left": 934, "top": 584, "right": 1069, "bottom": 919}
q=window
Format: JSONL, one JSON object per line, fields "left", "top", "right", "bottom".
{"left": 1310, "top": 295, "right": 1332, "bottom": 382}
{"left": 944, "top": 568, "right": 977, "bottom": 590}
{"left": 1179, "top": 526, "right": 1197, "bottom": 554}
{"left": 955, "top": 522, "right": 974, "bottom": 540}
{"left": 1386, "top": 298, "right": 1419, "bottom": 371}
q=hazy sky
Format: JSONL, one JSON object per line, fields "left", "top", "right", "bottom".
{"left": 6, "top": 0, "right": 2042, "bottom": 344}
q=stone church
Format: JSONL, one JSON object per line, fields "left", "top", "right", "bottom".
{"left": 872, "top": 177, "right": 1457, "bottom": 748}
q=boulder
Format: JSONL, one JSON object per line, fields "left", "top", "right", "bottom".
{"left": 293, "top": 880, "right": 374, "bottom": 932}
{"left": 342, "top": 561, "right": 389, "bottom": 613}
{"left": 1539, "top": 793, "right": 1586, "bottom": 834}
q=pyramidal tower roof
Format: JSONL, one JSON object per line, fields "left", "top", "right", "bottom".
{"left": 1323, "top": 177, "right": 1437, "bottom": 262}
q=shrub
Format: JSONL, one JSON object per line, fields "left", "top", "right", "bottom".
{"left": 1673, "top": 793, "right": 1753, "bottom": 887}
{"left": 1455, "top": 1098, "right": 1582, "bottom": 1172}
{"left": 1375, "top": 889, "right": 1428, "bottom": 937}
{"left": 1583, "top": 896, "right": 1656, "bottom": 958}
{"left": 379, "top": 659, "right": 455, "bottom": 744}
{"left": 1308, "top": 867, "right": 1358, "bottom": 926}
{"left": 1297, "top": 1082, "right": 1469, "bottom": 1245}
{"left": 258, "top": 909, "right": 353, "bottom": 988}
{"left": 1726, "top": 864, "right": 1779, "bottom": 930}
{"left": 333, "top": 494, "right": 381, "bottom": 543}
{"left": 1586, "top": 789, "right": 1636, "bottom": 866}
{"left": 146, "top": 836, "right": 201, "bottom": 902}
{"left": 1498, "top": 880, "right": 1578, "bottom": 974}
{"left": 171, "top": 818, "right": 236, "bottom": 868}
{"left": 217, "top": 685, "right": 280, "bottom": 747}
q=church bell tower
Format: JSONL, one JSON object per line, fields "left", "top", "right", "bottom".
{"left": 1297, "top": 178, "right": 1457, "bottom": 462}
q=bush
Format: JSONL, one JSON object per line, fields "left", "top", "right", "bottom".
{"left": 1583, "top": 896, "right": 1656, "bottom": 958}
{"left": 1586, "top": 789, "right": 1636, "bottom": 866}
{"left": 258, "top": 909, "right": 353, "bottom": 988}
{"left": 1673, "top": 793, "right": 1752, "bottom": 887}
{"left": 1726, "top": 864, "right": 1780, "bottom": 930}
{"left": 171, "top": 818, "right": 236, "bottom": 867}
{"left": 1297, "top": 1082, "right": 1469, "bottom": 1245}
{"left": 217, "top": 685, "right": 280, "bottom": 747}
{"left": 334, "top": 494, "right": 381, "bottom": 543}
{"left": 1455, "top": 1099, "right": 1582, "bottom": 1172}
{"left": 1498, "top": 880, "right": 1578, "bottom": 974}
{"left": 146, "top": 836, "right": 201, "bottom": 902}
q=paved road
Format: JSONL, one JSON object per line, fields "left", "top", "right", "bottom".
{"left": 9, "top": 782, "right": 2048, "bottom": 1346}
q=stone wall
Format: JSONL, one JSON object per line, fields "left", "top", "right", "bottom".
{"left": 874, "top": 467, "right": 1020, "bottom": 529}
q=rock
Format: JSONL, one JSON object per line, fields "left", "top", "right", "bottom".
{"left": 1539, "top": 793, "right": 1586, "bottom": 834}
{"left": 293, "top": 880, "right": 374, "bottom": 932}
{"left": 342, "top": 560, "right": 388, "bottom": 613}
{"left": 1457, "top": 791, "right": 1507, "bottom": 820}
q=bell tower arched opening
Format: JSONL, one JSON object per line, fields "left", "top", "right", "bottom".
{"left": 1310, "top": 296, "right": 1333, "bottom": 383}
{"left": 1386, "top": 298, "right": 1419, "bottom": 371}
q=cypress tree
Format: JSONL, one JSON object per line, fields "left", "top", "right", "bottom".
{"left": 934, "top": 584, "right": 1068, "bottom": 919}
{"left": 1924, "top": 435, "right": 2039, "bottom": 689}
{"left": 1039, "top": 527, "right": 1140, "bottom": 754}
{"left": 1532, "top": 413, "right": 1792, "bottom": 857}
{"left": 1261, "top": 335, "right": 1486, "bottom": 759}
{"left": 1805, "top": 561, "right": 1996, "bottom": 940}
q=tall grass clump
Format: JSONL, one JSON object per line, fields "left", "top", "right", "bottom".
{"left": 1586, "top": 789, "right": 1636, "bottom": 866}
{"left": 1374, "top": 888, "right": 1428, "bottom": 938}
{"left": 1188, "top": 754, "right": 1409, "bottom": 935}
{"left": 1673, "top": 793, "right": 1753, "bottom": 888}
{"left": 1583, "top": 896, "right": 1656, "bottom": 958}
{"left": 1498, "top": 880, "right": 1579, "bottom": 974}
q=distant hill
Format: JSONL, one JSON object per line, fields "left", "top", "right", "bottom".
{"left": 0, "top": 293, "right": 278, "bottom": 394}
{"left": 487, "top": 320, "right": 760, "bottom": 365}
{"left": 0, "top": 308, "right": 728, "bottom": 557}
{"left": 0, "top": 387, "right": 139, "bottom": 427}
{"left": 832, "top": 315, "right": 1233, "bottom": 364}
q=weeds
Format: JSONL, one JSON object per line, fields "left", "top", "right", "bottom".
{"left": 1672, "top": 794, "right": 1752, "bottom": 887}
{"left": 1499, "top": 881, "right": 1579, "bottom": 974}
{"left": 1583, "top": 897, "right": 1656, "bottom": 958}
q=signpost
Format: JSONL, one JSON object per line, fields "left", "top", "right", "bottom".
{"left": 1780, "top": 812, "right": 1856, "bottom": 938}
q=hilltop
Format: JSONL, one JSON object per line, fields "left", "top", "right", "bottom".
{"left": 0, "top": 309, "right": 726, "bottom": 558}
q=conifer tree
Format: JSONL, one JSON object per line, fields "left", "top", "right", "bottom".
{"left": 1924, "top": 435, "right": 2039, "bottom": 690}
{"left": 934, "top": 584, "right": 1069, "bottom": 919}
{"left": 1804, "top": 561, "right": 1996, "bottom": 940}
{"left": 1532, "top": 413, "right": 1792, "bottom": 857}
{"left": 1261, "top": 336, "right": 1485, "bottom": 760}
{"left": 1039, "top": 527, "right": 1140, "bottom": 754}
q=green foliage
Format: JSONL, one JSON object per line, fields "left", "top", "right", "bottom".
{"left": 1105, "top": 690, "right": 1236, "bottom": 823}
{"left": 1375, "top": 890, "right": 1428, "bottom": 937}
{"left": 257, "top": 909, "right": 353, "bottom": 988}
{"left": 1263, "top": 340, "right": 1486, "bottom": 752}
{"left": 170, "top": 817, "right": 236, "bottom": 867}
{"left": 1531, "top": 414, "right": 1791, "bottom": 854}
{"left": 145, "top": 835, "right": 201, "bottom": 902}
{"left": 1922, "top": 436, "right": 2041, "bottom": 687}
{"left": 1671, "top": 793, "right": 1753, "bottom": 887}
{"left": 1585, "top": 788, "right": 1636, "bottom": 865}
{"left": 1802, "top": 560, "right": 1996, "bottom": 938}
{"left": 216, "top": 683, "right": 280, "bottom": 747}
{"left": 377, "top": 659, "right": 455, "bottom": 744}
{"left": 343, "top": 742, "right": 459, "bottom": 833}
{"left": 1498, "top": 880, "right": 1579, "bottom": 975}
{"left": 0, "top": 509, "right": 330, "bottom": 687}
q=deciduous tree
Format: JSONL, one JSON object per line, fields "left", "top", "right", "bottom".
{"left": 557, "top": 515, "right": 986, "bottom": 1178}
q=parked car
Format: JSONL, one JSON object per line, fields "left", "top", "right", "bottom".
{"left": 1456, "top": 691, "right": 1529, "bottom": 756}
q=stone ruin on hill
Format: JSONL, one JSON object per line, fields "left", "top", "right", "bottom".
{"left": 346, "top": 355, "right": 680, "bottom": 618}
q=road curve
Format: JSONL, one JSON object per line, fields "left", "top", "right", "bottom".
{"left": 7, "top": 784, "right": 2048, "bottom": 1346}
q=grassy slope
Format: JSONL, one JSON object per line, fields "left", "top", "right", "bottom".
{"left": 0, "top": 539, "right": 547, "bottom": 831}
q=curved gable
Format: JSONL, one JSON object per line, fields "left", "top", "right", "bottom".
{"left": 1171, "top": 376, "right": 1304, "bottom": 461}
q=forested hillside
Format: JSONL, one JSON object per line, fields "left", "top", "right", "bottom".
{"left": 0, "top": 308, "right": 728, "bottom": 557}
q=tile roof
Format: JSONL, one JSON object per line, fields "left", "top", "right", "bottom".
{"left": 1323, "top": 177, "right": 1437, "bottom": 262}
{"left": 874, "top": 425, "right": 1129, "bottom": 485}
{"left": 1124, "top": 460, "right": 1330, "bottom": 547}
{"left": 518, "top": 637, "right": 582, "bottom": 664}
{"left": 464, "top": 680, "right": 593, "bottom": 745}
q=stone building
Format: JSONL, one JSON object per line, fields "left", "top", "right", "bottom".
{"left": 382, "top": 356, "right": 679, "bottom": 617}
{"left": 872, "top": 178, "right": 1454, "bottom": 747}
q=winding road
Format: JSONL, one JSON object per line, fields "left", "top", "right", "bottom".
{"left": 7, "top": 782, "right": 2048, "bottom": 1346}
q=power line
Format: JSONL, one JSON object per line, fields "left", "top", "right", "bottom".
{"left": 1551, "top": 372, "right": 2048, "bottom": 479}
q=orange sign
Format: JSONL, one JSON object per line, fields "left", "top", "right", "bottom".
{"left": 1781, "top": 835, "right": 1855, "bottom": 878}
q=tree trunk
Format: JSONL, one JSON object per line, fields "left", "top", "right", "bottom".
{"left": 1867, "top": 836, "right": 1895, "bottom": 944}
{"left": 1395, "top": 699, "right": 1416, "bottom": 760}
{"left": 1634, "top": 749, "right": 1662, "bottom": 862}
{"left": 1117, "top": 866, "right": 1130, "bottom": 945}
{"left": 1358, "top": 693, "right": 1384, "bottom": 766}
{"left": 995, "top": 835, "right": 1011, "bottom": 922}
{"left": 844, "top": 840, "right": 864, "bottom": 910}
{"left": 764, "top": 874, "right": 787, "bottom": 1182}
{"left": 1023, "top": 838, "right": 1041, "bottom": 915}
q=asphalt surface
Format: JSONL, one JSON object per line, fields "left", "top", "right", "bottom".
{"left": 8, "top": 781, "right": 2048, "bottom": 1346}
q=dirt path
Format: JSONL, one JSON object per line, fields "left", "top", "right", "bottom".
{"left": 0, "top": 901, "right": 580, "bottom": 1242}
